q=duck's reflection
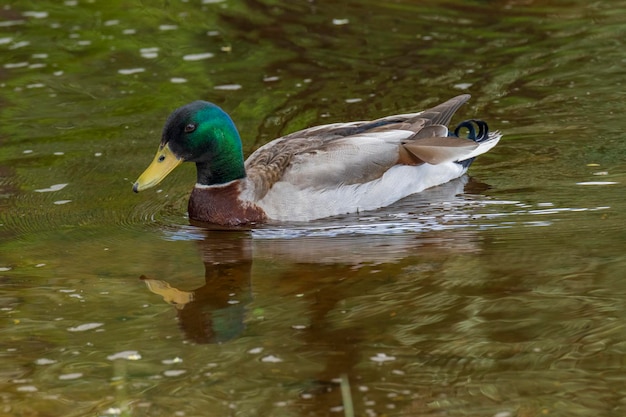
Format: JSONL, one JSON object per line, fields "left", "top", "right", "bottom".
{"left": 141, "top": 231, "right": 253, "bottom": 343}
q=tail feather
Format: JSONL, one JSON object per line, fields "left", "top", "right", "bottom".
{"left": 400, "top": 118, "right": 501, "bottom": 166}
{"left": 413, "top": 94, "right": 472, "bottom": 126}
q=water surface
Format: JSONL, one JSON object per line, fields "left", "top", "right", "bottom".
{"left": 2, "top": 1, "right": 626, "bottom": 416}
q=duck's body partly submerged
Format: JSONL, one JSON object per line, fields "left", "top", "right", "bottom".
{"left": 133, "top": 94, "right": 501, "bottom": 226}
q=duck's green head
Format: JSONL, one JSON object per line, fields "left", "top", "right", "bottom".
{"left": 133, "top": 101, "right": 245, "bottom": 192}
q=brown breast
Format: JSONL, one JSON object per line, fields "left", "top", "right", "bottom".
{"left": 188, "top": 181, "right": 267, "bottom": 226}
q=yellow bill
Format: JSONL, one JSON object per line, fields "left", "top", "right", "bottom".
{"left": 133, "top": 143, "right": 183, "bottom": 192}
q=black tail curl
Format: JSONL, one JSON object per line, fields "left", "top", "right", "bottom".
{"left": 449, "top": 119, "right": 491, "bottom": 168}
{"left": 449, "top": 119, "right": 490, "bottom": 143}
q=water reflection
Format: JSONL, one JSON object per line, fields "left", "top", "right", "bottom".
{"left": 142, "top": 230, "right": 253, "bottom": 344}
{"left": 143, "top": 221, "right": 481, "bottom": 346}
{"left": 139, "top": 204, "right": 485, "bottom": 414}
{"left": 3, "top": 0, "right": 626, "bottom": 415}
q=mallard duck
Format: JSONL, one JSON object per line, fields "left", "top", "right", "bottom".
{"left": 133, "top": 94, "right": 501, "bottom": 226}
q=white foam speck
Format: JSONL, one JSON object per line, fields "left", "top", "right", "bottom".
{"left": 214, "top": 84, "right": 242, "bottom": 90}
{"left": 54, "top": 200, "right": 72, "bottom": 205}
{"left": 159, "top": 24, "right": 178, "bottom": 31}
{"left": 164, "top": 369, "right": 186, "bottom": 377}
{"left": 332, "top": 18, "right": 349, "bottom": 25}
{"left": 118, "top": 68, "right": 145, "bottom": 75}
{"left": 261, "top": 355, "right": 283, "bottom": 363}
{"left": 34, "top": 183, "right": 67, "bottom": 193}
{"left": 58, "top": 373, "right": 83, "bottom": 380}
{"left": 4, "top": 62, "right": 29, "bottom": 69}
{"left": 0, "top": 20, "right": 26, "bottom": 28}
{"left": 35, "top": 358, "right": 57, "bottom": 365}
{"left": 370, "top": 353, "right": 396, "bottom": 363}
{"left": 454, "top": 83, "right": 473, "bottom": 90}
{"left": 67, "top": 322, "right": 103, "bottom": 332}
{"left": 140, "top": 48, "right": 158, "bottom": 58}
{"left": 23, "top": 11, "right": 49, "bottom": 19}
{"left": 183, "top": 52, "right": 214, "bottom": 61}
{"left": 10, "top": 40, "right": 30, "bottom": 49}
{"left": 170, "top": 77, "right": 187, "bottom": 84}
{"left": 576, "top": 181, "right": 618, "bottom": 186}
{"left": 107, "top": 350, "right": 141, "bottom": 361}
{"left": 162, "top": 357, "right": 183, "bottom": 365}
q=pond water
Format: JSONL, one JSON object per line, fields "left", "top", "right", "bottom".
{"left": 2, "top": 0, "right": 626, "bottom": 416}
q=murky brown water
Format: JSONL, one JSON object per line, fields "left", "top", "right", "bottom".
{"left": 2, "top": 1, "right": 626, "bottom": 416}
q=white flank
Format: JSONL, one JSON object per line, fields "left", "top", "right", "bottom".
{"left": 257, "top": 162, "right": 466, "bottom": 221}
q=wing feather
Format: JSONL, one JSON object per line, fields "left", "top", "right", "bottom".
{"left": 244, "top": 95, "right": 474, "bottom": 200}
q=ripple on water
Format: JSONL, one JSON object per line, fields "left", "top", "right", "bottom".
{"left": 155, "top": 178, "right": 614, "bottom": 243}
{"left": 114, "top": 193, "right": 193, "bottom": 240}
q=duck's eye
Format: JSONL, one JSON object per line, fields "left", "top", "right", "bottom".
{"left": 184, "top": 123, "right": 196, "bottom": 133}
{"left": 158, "top": 155, "right": 166, "bottom": 162}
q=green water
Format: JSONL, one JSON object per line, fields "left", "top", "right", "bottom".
{"left": 2, "top": 0, "right": 626, "bottom": 416}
